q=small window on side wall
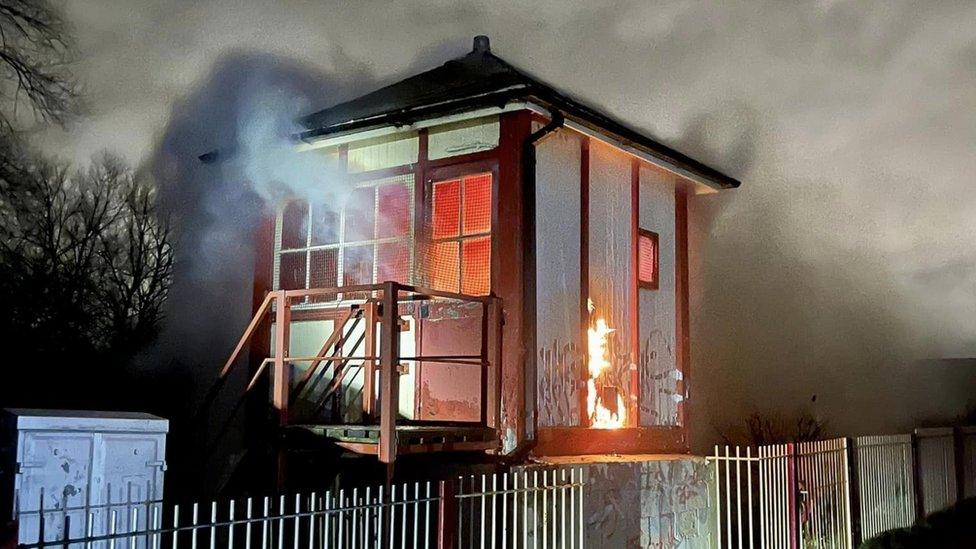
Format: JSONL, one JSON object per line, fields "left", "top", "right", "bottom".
{"left": 637, "top": 229, "right": 659, "bottom": 290}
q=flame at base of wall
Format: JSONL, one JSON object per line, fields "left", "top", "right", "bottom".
{"left": 586, "top": 301, "right": 626, "bottom": 429}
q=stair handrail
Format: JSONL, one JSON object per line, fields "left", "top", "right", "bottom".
{"left": 195, "top": 291, "right": 276, "bottom": 420}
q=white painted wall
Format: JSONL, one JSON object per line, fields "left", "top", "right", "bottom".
{"left": 587, "top": 140, "right": 635, "bottom": 412}
{"left": 637, "top": 165, "right": 680, "bottom": 426}
{"left": 533, "top": 134, "right": 684, "bottom": 429}
{"left": 428, "top": 116, "right": 499, "bottom": 160}
{"left": 535, "top": 129, "right": 583, "bottom": 427}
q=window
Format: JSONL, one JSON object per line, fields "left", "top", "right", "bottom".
{"left": 428, "top": 172, "right": 492, "bottom": 295}
{"left": 274, "top": 174, "right": 414, "bottom": 302}
{"left": 637, "top": 229, "right": 659, "bottom": 290}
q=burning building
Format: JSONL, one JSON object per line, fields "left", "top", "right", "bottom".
{"left": 209, "top": 36, "right": 738, "bottom": 492}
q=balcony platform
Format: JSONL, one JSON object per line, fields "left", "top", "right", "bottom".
{"left": 282, "top": 423, "right": 498, "bottom": 456}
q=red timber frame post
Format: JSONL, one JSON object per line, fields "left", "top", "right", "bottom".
{"left": 578, "top": 136, "right": 591, "bottom": 427}
{"left": 675, "top": 187, "right": 690, "bottom": 430}
{"left": 628, "top": 157, "right": 641, "bottom": 427}
{"left": 496, "top": 111, "right": 533, "bottom": 447}
{"left": 248, "top": 216, "right": 275, "bottom": 458}
{"left": 272, "top": 290, "right": 291, "bottom": 426}
{"left": 378, "top": 281, "right": 401, "bottom": 464}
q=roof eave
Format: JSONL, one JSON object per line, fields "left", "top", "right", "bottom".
{"left": 300, "top": 96, "right": 740, "bottom": 192}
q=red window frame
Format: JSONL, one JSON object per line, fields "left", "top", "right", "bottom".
{"left": 425, "top": 164, "right": 496, "bottom": 296}
{"left": 637, "top": 228, "right": 659, "bottom": 290}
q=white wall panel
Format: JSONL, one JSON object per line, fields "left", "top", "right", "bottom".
{"left": 535, "top": 130, "right": 583, "bottom": 427}
{"left": 347, "top": 133, "right": 418, "bottom": 173}
{"left": 637, "top": 165, "right": 679, "bottom": 426}
{"left": 428, "top": 116, "right": 499, "bottom": 160}
{"left": 587, "top": 141, "right": 634, "bottom": 421}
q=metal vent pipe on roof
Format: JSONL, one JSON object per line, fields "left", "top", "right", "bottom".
{"left": 473, "top": 35, "right": 490, "bottom": 53}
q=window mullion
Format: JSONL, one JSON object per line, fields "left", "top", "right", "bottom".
{"left": 458, "top": 177, "right": 465, "bottom": 292}
{"left": 372, "top": 186, "right": 380, "bottom": 286}
{"left": 304, "top": 202, "right": 312, "bottom": 297}
{"left": 337, "top": 200, "right": 346, "bottom": 301}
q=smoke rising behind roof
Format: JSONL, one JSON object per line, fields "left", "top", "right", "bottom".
{"left": 33, "top": 1, "right": 976, "bottom": 448}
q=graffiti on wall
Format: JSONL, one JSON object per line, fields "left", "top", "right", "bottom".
{"left": 639, "top": 329, "right": 682, "bottom": 427}
{"left": 537, "top": 340, "right": 583, "bottom": 426}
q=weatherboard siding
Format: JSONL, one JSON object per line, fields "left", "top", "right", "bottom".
{"left": 587, "top": 140, "right": 635, "bottom": 415}
{"left": 535, "top": 129, "right": 583, "bottom": 428}
{"left": 638, "top": 165, "right": 680, "bottom": 427}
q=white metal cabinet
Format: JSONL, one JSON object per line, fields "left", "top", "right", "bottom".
{"left": 2, "top": 409, "right": 168, "bottom": 546}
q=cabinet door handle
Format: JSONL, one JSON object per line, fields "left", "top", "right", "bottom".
{"left": 16, "top": 461, "right": 44, "bottom": 473}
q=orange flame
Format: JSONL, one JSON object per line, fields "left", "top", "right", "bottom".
{"left": 586, "top": 299, "right": 626, "bottom": 429}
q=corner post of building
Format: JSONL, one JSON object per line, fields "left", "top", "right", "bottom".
{"left": 496, "top": 110, "right": 533, "bottom": 445}
{"left": 272, "top": 290, "right": 291, "bottom": 427}
{"left": 378, "top": 281, "right": 401, "bottom": 465}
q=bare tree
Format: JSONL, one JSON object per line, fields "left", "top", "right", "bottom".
{"left": 718, "top": 410, "right": 828, "bottom": 446}
{"left": 0, "top": 140, "right": 172, "bottom": 371}
{"left": 0, "top": 0, "right": 76, "bottom": 129}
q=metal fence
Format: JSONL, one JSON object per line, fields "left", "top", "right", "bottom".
{"left": 454, "top": 468, "right": 584, "bottom": 549}
{"left": 852, "top": 435, "right": 916, "bottom": 540}
{"left": 710, "top": 440, "right": 852, "bottom": 549}
{"left": 14, "top": 468, "right": 584, "bottom": 549}
{"left": 711, "top": 444, "right": 790, "bottom": 549}
{"left": 914, "top": 427, "right": 957, "bottom": 516}
{"left": 710, "top": 427, "right": 976, "bottom": 548}
{"left": 960, "top": 427, "right": 976, "bottom": 499}
{"left": 794, "top": 439, "right": 852, "bottom": 549}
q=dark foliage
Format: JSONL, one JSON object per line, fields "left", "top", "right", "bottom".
{"left": 861, "top": 498, "right": 976, "bottom": 548}
{"left": 720, "top": 410, "right": 829, "bottom": 446}
{"left": 0, "top": 137, "right": 173, "bottom": 404}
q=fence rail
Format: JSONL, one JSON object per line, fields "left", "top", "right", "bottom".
{"left": 14, "top": 468, "right": 584, "bottom": 549}
{"left": 710, "top": 426, "right": 976, "bottom": 548}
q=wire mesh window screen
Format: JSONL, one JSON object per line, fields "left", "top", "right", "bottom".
{"left": 426, "top": 172, "right": 492, "bottom": 295}
{"left": 273, "top": 174, "right": 415, "bottom": 302}
{"left": 637, "top": 229, "right": 659, "bottom": 289}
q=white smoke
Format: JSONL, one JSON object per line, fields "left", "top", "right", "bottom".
{"left": 37, "top": 0, "right": 976, "bottom": 454}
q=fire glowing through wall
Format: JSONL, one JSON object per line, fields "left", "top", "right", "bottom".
{"left": 586, "top": 299, "right": 626, "bottom": 429}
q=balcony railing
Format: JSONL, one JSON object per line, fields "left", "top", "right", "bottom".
{"left": 209, "top": 281, "right": 503, "bottom": 464}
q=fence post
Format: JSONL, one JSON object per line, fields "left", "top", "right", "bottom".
{"left": 910, "top": 432, "right": 925, "bottom": 519}
{"left": 845, "top": 437, "right": 862, "bottom": 547}
{"left": 787, "top": 443, "right": 799, "bottom": 549}
{"left": 954, "top": 427, "right": 966, "bottom": 504}
{"left": 437, "top": 479, "right": 457, "bottom": 549}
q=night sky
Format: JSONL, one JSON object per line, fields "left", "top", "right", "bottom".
{"left": 34, "top": 1, "right": 976, "bottom": 446}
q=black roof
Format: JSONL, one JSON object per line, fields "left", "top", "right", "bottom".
{"left": 299, "top": 36, "right": 739, "bottom": 189}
